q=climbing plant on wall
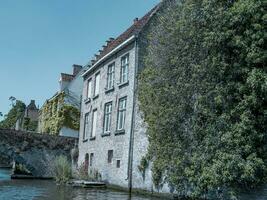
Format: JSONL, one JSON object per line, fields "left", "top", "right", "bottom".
{"left": 139, "top": 0, "right": 266, "bottom": 198}
{"left": 40, "top": 92, "right": 80, "bottom": 135}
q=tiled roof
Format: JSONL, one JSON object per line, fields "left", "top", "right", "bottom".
{"left": 94, "top": 4, "right": 160, "bottom": 63}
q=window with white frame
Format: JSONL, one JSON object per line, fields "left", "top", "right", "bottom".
{"left": 83, "top": 112, "right": 90, "bottom": 140}
{"left": 86, "top": 79, "right": 92, "bottom": 99}
{"left": 94, "top": 73, "right": 100, "bottom": 96}
{"left": 117, "top": 97, "right": 127, "bottom": 130}
{"left": 91, "top": 109, "right": 97, "bottom": 138}
{"left": 103, "top": 102, "right": 112, "bottom": 133}
{"left": 107, "top": 63, "right": 115, "bottom": 90}
{"left": 120, "top": 54, "right": 129, "bottom": 83}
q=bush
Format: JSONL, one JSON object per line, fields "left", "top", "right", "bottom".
{"left": 73, "top": 163, "right": 102, "bottom": 182}
{"left": 53, "top": 156, "right": 72, "bottom": 184}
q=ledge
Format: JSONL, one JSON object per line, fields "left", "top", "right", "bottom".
{"left": 105, "top": 87, "right": 115, "bottom": 94}
{"left": 89, "top": 136, "right": 96, "bottom": 141}
{"left": 84, "top": 98, "right": 91, "bottom": 104}
{"left": 92, "top": 95, "right": 99, "bottom": 100}
{"left": 115, "top": 129, "right": 125, "bottom": 136}
{"left": 101, "top": 132, "right": 111, "bottom": 137}
{"left": 118, "top": 81, "right": 129, "bottom": 88}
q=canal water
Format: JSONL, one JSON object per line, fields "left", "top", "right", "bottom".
{"left": 0, "top": 168, "right": 266, "bottom": 200}
{"left": 0, "top": 168, "right": 161, "bottom": 200}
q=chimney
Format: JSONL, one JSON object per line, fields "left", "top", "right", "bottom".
{"left": 91, "top": 59, "right": 96, "bottom": 65}
{"left": 59, "top": 73, "right": 74, "bottom": 91}
{"left": 95, "top": 54, "right": 100, "bottom": 60}
{"left": 133, "top": 17, "right": 139, "bottom": 25}
{"left": 106, "top": 37, "right": 114, "bottom": 46}
{"left": 72, "top": 64, "right": 82, "bottom": 76}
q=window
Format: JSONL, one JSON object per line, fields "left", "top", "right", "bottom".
{"left": 86, "top": 79, "right": 92, "bottom": 99}
{"left": 120, "top": 54, "right": 129, "bottom": 83}
{"left": 91, "top": 109, "right": 97, "bottom": 138}
{"left": 103, "top": 102, "right": 112, "bottom": 133}
{"left": 107, "top": 150, "right": 113, "bottom": 163}
{"left": 116, "top": 160, "right": 121, "bottom": 168}
{"left": 107, "top": 63, "right": 115, "bottom": 90}
{"left": 83, "top": 113, "right": 90, "bottom": 140}
{"left": 89, "top": 153, "right": 94, "bottom": 167}
{"left": 117, "top": 97, "right": 127, "bottom": 130}
{"left": 94, "top": 73, "right": 100, "bottom": 96}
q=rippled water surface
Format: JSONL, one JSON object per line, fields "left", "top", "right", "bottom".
{"left": 0, "top": 168, "right": 161, "bottom": 200}
{"left": 0, "top": 168, "right": 266, "bottom": 200}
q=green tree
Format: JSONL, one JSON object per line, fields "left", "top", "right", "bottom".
{"left": 0, "top": 100, "right": 26, "bottom": 129}
{"left": 139, "top": 0, "right": 266, "bottom": 198}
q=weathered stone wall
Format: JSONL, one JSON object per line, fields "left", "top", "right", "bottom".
{"left": 0, "top": 129, "right": 75, "bottom": 177}
{"left": 78, "top": 42, "right": 136, "bottom": 188}
{"left": 78, "top": 1, "right": 174, "bottom": 195}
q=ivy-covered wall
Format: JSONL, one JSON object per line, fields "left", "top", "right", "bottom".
{"left": 138, "top": 0, "right": 266, "bottom": 199}
{"left": 39, "top": 92, "right": 80, "bottom": 135}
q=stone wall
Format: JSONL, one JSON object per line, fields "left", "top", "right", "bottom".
{"left": 78, "top": 42, "right": 136, "bottom": 188}
{"left": 0, "top": 129, "right": 75, "bottom": 177}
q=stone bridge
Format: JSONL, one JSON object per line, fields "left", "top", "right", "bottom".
{"left": 0, "top": 129, "right": 76, "bottom": 177}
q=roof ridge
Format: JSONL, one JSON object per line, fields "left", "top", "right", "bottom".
{"left": 91, "top": 3, "right": 161, "bottom": 65}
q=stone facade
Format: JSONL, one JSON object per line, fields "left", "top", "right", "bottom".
{"left": 79, "top": 42, "right": 136, "bottom": 188}
{"left": 78, "top": 1, "right": 173, "bottom": 194}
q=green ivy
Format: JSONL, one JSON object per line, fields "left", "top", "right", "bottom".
{"left": 139, "top": 0, "right": 266, "bottom": 198}
{"left": 138, "top": 156, "right": 149, "bottom": 181}
{"left": 40, "top": 92, "right": 80, "bottom": 135}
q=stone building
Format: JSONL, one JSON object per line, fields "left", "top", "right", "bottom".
{"left": 38, "top": 65, "right": 88, "bottom": 138}
{"left": 15, "top": 100, "right": 39, "bottom": 131}
{"left": 78, "top": 1, "right": 174, "bottom": 194}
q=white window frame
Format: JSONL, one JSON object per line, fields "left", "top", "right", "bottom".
{"left": 83, "top": 112, "right": 90, "bottom": 140}
{"left": 91, "top": 109, "right": 97, "bottom": 138}
{"left": 103, "top": 102, "right": 112, "bottom": 133}
{"left": 94, "top": 72, "right": 100, "bottom": 96}
{"left": 120, "top": 54, "right": 129, "bottom": 83}
{"left": 86, "top": 79, "right": 92, "bottom": 99}
{"left": 117, "top": 97, "right": 127, "bottom": 131}
{"left": 107, "top": 63, "right": 115, "bottom": 90}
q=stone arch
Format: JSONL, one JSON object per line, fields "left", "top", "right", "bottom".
{"left": 0, "top": 129, "right": 75, "bottom": 178}
{"left": 0, "top": 146, "right": 36, "bottom": 175}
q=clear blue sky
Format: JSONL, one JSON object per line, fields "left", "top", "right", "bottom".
{"left": 0, "top": 0, "right": 159, "bottom": 120}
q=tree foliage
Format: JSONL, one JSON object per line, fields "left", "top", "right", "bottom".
{"left": 0, "top": 100, "right": 26, "bottom": 129}
{"left": 139, "top": 0, "right": 266, "bottom": 198}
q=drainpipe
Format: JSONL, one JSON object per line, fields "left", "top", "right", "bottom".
{"left": 127, "top": 37, "right": 139, "bottom": 193}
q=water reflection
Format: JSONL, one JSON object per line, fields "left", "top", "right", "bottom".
{"left": 0, "top": 168, "right": 266, "bottom": 200}
{"left": 0, "top": 168, "right": 159, "bottom": 200}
